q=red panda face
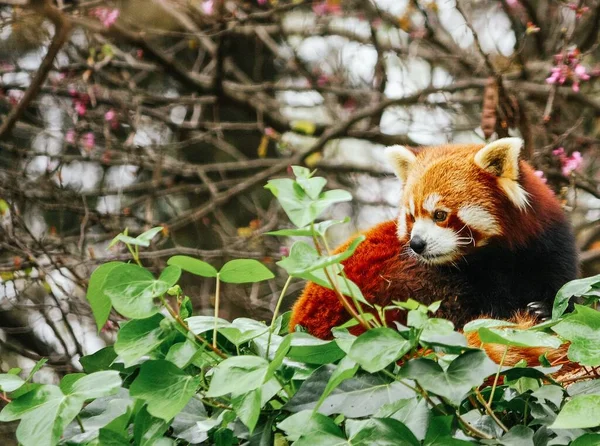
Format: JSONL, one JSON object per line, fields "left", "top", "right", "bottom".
{"left": 386, "top": 138, "right": 531, "bottom": 265}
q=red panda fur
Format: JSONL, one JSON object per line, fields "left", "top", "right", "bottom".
{"left": 289, "top": 141, "right": 578, "bottom": 369}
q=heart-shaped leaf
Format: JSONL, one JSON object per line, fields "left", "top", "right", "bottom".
{"left": 398, "top": 350, "right": 497, "bottom": 406}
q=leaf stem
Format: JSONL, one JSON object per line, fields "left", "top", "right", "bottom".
{"left": 474, "top": 388, "right": 509, "bottom": 433}
{"left": 488, "top": 346, "right": 508, "bottom": 406}
{"left": 158, "top": 295, "right": 226, "bottom": 359}
{"left": 311, "top": 225, "right": 370, "bottom": 331}
{"left": 266, "top": 275, "right": 293, "bottom": 358}
{"left": 76, "top": 415, "right": 85, "bottom": 433}
{"left": 213, "top": 274, "right": 221, "bottom": 349}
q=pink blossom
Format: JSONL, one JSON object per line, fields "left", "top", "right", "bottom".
{"left": 562, "top": 151, "right": 583, "bottom": 176}
{"left": 317, "top": 74, "right": 330, "bottom": 87}
{"left": 553, "top": 147, "right": 584, "bottom": 176}
{"left": 279, "top": 246, "right": 290, "bottom": 257}
{"left": 82, "top": 132, "right": 95, "bottom": 151}
{"left": 202, "top": 0, "right": 213, "bottom": 14}
{"left": 264, "top": 127, "right": 277, "bottom": 138}
{"left": 65, "top": 129, "right": 76, "bottom": 144}
{"left": 74, "top": 99, "right": 87, "bottom": 116}
{"left": 104, "top": 109, "right": 115, "bottom": 121}
{"left": 568, "top": 3, "right": 590, "bottom": 18}
{"left": 258, "top": 0, "right": 267, "bottom": 4}
{"left": 7, "top": 89, "right": 24, "bottom": 105}
{"left": 92, "top": 8, "right": 120, "bottom": 28}
{"left": 312, "top": 1, "right": 342, "bottom": 16}
{"left": 534, "top": 170, "right": 547, "bottom": 183}
{"left": 574, "top": 64, "right": 590, "bottom": 80}
{"left": 506, "top": 0, "right": 519, "bottom": 6}
{"left": 68, "top": 86, "right": 77, "bottom": 97}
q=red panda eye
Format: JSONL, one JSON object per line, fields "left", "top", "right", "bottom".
{"left": 433, "top": 210, "right": 448, "bottom": 222}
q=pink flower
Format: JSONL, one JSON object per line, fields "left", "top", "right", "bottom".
{"left": 534, "top": 170, "right": 547, "bottom": 183}
{"left": 92, "top": 8, "right": 120, "bottom": 28}
{"left": 65, "top": 129, "right": 75, "bottom": 144}
{"left": 74, "top": 99, "right": 87, "bottom": 116}
{"left": 317, "top": 74, "right": 330, "bottom": 87}
{"left": 554, "top": 147, "right": 583, "bottom": 176}
{"left": 82, "top": 132, "right": 95, "bottom": 151}
{"left": 202, "top": 0, "right": 213, "bottom": 14}
{"left": 312, "top": 1, "right": 341, "bottom": 16}
{"left": 279, "top": 246, "right": 290, "bottom": 257}
{"left": 506, "top": 0, "right": 519, "bottom": 6}
{"left": 574, "top": 64, "right": 590, "bottom": 80}
{"left": 104, "top": 109, "right": 115, "bottom": 121}
{"left": 264, "top": 127, "right": 277, "bottom": 138}
{"left": 258, "top": 0, "right": 267, "bottom": 4}
{"left": 562, "top": 151, "right": 583, "bottom": 176}
{"left": 7, "top": 89, "right": 23, "bottom": 105}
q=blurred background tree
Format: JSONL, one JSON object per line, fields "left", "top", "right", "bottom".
{"left": 0, "top": 0, "right": 598, "bottom": 401}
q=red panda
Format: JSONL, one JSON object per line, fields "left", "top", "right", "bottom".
{"left": 289, "top": 138, "right": 578, "bottom": 366}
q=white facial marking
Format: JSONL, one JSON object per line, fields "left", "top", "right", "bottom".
{"left": 423, "top": 193, "right": 441, "bottom": 213}
{"left": 409, "top": 198, "right": 415, "bottom": 216}
{"left": 457, "top": 205, "right": 501, "bottom": 236}
{"left": 411, "top": 218, "right": 459, "bottom": 264}
{"left": 397, "top": 208, "right": 407, "bottom": 238}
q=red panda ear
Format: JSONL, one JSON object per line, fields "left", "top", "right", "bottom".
{"left": 474, "top": 137, "right": 523, "bottom": 180}
{"left": 474, "top": 137, "right": 529, "bottom": 209}
{"left": 385, "top": 145, "right": 417, "bottom": 184}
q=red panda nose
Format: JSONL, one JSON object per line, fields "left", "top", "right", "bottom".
{"left": 410, "top": 236, "right": 427, "bottom": 254}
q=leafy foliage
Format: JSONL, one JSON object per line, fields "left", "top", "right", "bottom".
{"left": 1, "top": 168, "right": 600, "bottom": 445}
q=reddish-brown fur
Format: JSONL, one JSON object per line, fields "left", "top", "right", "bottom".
{"left": 289, "top": 143, "right": 576, "bottom": 368}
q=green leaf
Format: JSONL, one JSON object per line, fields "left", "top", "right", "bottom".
{"left": 398, "top": 350, "right": 497, "bottom": 406}
{"left": 346, "top": 418, "right": 420, "bottom": 446}
{"left": 133, "top": 405, "right": 169, "bottom": 446}
{"left": 463, "top": 318, "right": 516, "bottom": 333}
{"left": 572, "top": 434, "right": 600, "bottom": 446}
{"left": 186, "top": 315, "right": 231, "bottom": 334}
{"left": 377, "top": 398, "right": 430, "bottom": 442}
{"left": 166, "top": 340, "right": 201, "bottom": 368}
{"left": 80, "top": 346, "right": 120, "bottom": 374}
{"left": 103, "top": 263, "right": 174, "bottom": 319}
{"left": 130, "top": 360, "right": 201, "bottom": 421}
{"left": 278, "top": 410, "right": 345, "bottom": 443}
{"left": 0, "top": 373, "right": 25, "bottom": 392}
{"left": 86, "top": 262, "right": 123, "bottom": 330}
{"left": 114, "top": 314, "right": 171, "bottom": 367}
{"left": 478, "top": 327, "right": 562, "bottom": 348}
{"left": 498, "top": 425, "right": 534, "bottom": 445}
{"left": 219, "top": 259, "right": 274, "bottom": 284}
{"left": 62, "top": 390, "right": 133, "bottom": 443}
{"left": 294, "top": 173, "right": 327, "bottom": 200}
{"left": 267, "top": 218, "right": 350, "bottom": 237}
{"left": 285, "top": 366, "right": 415, "bottom": 417}
{"left": 552, "top": 305, "right": 600, "bottom": 366}
{"left": 314, "top": 356, "right": 358, "bottom": 412}
{"left": 550, "top": 395, "right": 600, "bottom": 429}
{"left": 171, "top": 398, "right": 209, "bottom": 444}
{"left": 0, "top": 384, "right": 84, "bottom": 446}
{"left": 265, "top": 178, "right": 352, "bottom": 228}
{"left": 299, "top": 267, "right": 371, "bottom": 307}
{"left": 137, "top": 227, "right": 164, "bottom": 244}
{"left": 277, "top": 236, "right": 364, "bottom": 276}
{"left": 206, "top": 356, "right": 270, "bottom": 397}
{"left": 67, "top": 371, "right": 122, "bottom": 400}
{"left": 232, "top": 388, "right": 262, "bottom": 433}
{"left": 348, "top": 327, "right": 411, "bottom": 373}
{"left": 286, "top": 333, "right": 345, "bottom": 365}
{"left": 218, "top": 318, "right": 269, "bottom": 346}
{"left": 167, "top": 255, "right": 218, "bottom": 278}
{"left": 553, "top": 274, "right": 600, "bottom": 319}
